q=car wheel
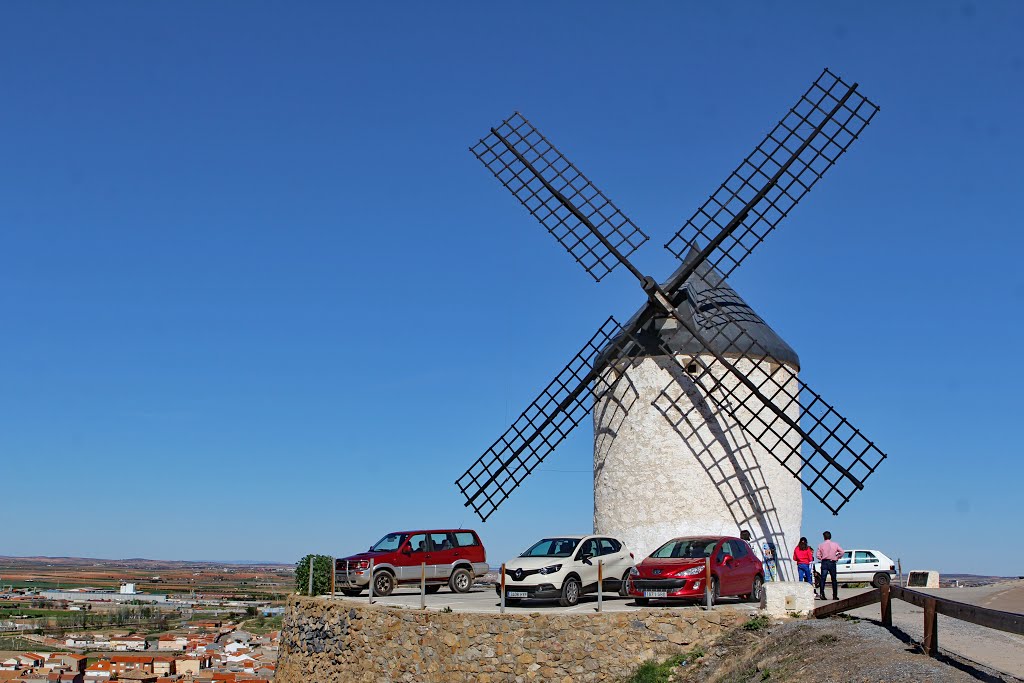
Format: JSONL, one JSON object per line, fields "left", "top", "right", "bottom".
{"left": 340, "top": 588, "right": 363, "bottom": 597}
{"left": 748, "top": 575, "right": 764, "bottom": 603}
{"left": 618, "top": 570, "right": 632, "bottom": 597}
{"left": 449, "top": 567, "right": 472, "bottom": 594}
{"left": 372, "top": 571, "right": 395, "bottom": 597}
{"left": 504, "top": 598, "right": 522, "bottom": 607}
{"left": 425, "top": 584, "right": 442, "bottom": 594}
{"left": 634, "top": 597, "right": 649, "bottom": 606}
{"left": 872, "top": 572, "right": 891, "bottom": 588}
{"left": 559, "top": 576, "right": 581, "bottom": 607}
{"left": 709, "top": 576, "right": 720, "bottom": 606}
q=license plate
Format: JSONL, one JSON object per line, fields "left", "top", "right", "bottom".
{"left": 644, "top": 590, "right": 668, "bottom": 598}
{"left": 507, "top": 591, "right": 527, "bottom": 598}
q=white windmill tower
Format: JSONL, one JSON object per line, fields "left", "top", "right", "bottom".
{"left": 593, "top": 257, "right": 803, "bottom": 573}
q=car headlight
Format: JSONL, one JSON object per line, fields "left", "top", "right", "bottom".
{"left": 672, "top": 566, "right": 705, "bottom": 577}
{"left": 538, "top": 564, "right": 562, "bottom": 575}
{"left": 629, "top": 567, "right": 639, "bottom": 576}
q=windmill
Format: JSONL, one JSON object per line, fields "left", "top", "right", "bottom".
{"left": 456, "top": 69, "right": 886, "bottom": 577}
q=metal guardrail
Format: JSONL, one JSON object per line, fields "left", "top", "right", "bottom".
{"left": 812, "top": 583, "right": 1024, "bottom": 657}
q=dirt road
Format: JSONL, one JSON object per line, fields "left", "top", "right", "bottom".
{"left": 963, "top": 579, "right": 1024, "bottom": 613}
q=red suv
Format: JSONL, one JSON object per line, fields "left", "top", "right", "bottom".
{"left": 627, "top": 536, "right": 764, "bottom": 605}
{"left": 335, "top": 529, "right": 488, "bottom": 597}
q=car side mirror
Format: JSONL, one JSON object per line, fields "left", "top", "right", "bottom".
{"left": 581, "top": 553, "right": 594, "bottom": 564}
{"left": 721, "top": 554, "right": 734, "bottom": 565}
{"left": 401, "top": 546, "right": 412, "bottom": 555}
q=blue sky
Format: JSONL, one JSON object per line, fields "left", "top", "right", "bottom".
{"left": 1, "top": 2, "right": 1021, "bottom": 575}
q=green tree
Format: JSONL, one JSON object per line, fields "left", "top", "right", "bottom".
{"left": 294, "top": 554, "right": 334, "bottom": 596}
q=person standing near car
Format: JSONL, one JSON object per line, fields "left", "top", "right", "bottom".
{"left": 816, "top": 531, "right": 843, "bottom": 600}
{"left": 740, "top": 530, "right": 758, "bottom": 559}
{"left": 792, "top": 537, "right": 814, "bottom": 585}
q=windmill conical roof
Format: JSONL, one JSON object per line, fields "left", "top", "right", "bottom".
{"left": 612, "top": 254, "right": 800, "bottom": 370}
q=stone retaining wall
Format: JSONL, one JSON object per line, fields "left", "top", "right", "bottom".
{"left": 277, "top": 597, "right": 743, "bottom": 682}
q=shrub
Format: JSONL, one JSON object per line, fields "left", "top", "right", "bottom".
{"left": 295, "top": 554, "right": 334, "bottom": 596}
{"left": 624, "top": 645, "right": 705, "bottom": 682}
{"left": 742, "top": 615, "right": 772, "bottom": 631}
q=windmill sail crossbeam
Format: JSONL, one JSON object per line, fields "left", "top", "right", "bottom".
{"left": 664, "top": 68, "right": 879, "bottom": 279}
{"left": 663, "top": 272, "right": 887, "bottom": 514}
{"left": 471, "top": 112, "right": 649, "bottom": 282}
{"left": 687, "top": 366, "right": 886, "bottom": 515}
{"left": 455, "top": 317, "right": 642, "bottom": 521}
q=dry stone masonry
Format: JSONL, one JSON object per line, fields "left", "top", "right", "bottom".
{"left": 277, "top": 596, "right": 743, "bottom": 682}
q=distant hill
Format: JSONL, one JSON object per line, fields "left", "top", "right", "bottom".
{"left": 0, "top": 555, "right": 292, "bottom": 568}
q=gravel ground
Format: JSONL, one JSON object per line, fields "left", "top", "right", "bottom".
{"left": 844, "top": 580, "right": 1024, "bottom": 678}
{"left": 667, "top": 617, "right": 1015, "bottom": 683}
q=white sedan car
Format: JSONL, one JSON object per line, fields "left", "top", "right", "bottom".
{"left": 813, "top": 548, "right": 897, "bottom": 588}
{"left": 497, "top": 535, "right": 634, "bottom": 607}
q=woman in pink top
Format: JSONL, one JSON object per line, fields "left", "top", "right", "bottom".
{"left": 792, "top": 537, "right": 814, "bottom": 584}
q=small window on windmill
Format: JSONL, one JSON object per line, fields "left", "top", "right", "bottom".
{"left": 686, "top": 361, "right": 698, "bottom": 375}
{"left": 660, "top": 317, "right": 679, "bottom": 331}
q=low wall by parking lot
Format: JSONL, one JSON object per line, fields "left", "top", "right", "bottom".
{"left": 277, "top": 596, "right": 743, "bottom": 682}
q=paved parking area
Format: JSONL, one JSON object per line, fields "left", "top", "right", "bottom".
{"left": 329, "top": 584, "right": 761, "bottom": 615}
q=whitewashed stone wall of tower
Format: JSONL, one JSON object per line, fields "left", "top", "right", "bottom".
{"left": 593, "top": 355, "right": 802, "bottom": 579}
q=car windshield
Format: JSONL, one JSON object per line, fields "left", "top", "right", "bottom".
{"left": 520, "top": 538, "right": 580, "bottom": 558}
{"left": 650, "top": 538, "right": 717, "bottom": 560}
{"left": 370, "top": 533, "right": 407, "bottom": 552}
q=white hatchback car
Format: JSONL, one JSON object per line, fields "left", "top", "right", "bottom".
{"left": 497, "top": 535, "right": 634, "bottom": 607}
{"left": 813, "top": 548, "right": 897, "bottom": 588}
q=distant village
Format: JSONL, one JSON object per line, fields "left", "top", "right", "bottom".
{"left": 1, "top": 579, "right": 283, "bottom": 682}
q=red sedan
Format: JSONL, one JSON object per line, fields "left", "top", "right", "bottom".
{"left": 627, "top": 536, "right": 764, "bottom": 605}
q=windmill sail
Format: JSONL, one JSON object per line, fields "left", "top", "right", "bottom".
{"left": 455, "top": 317, "right": 645, "bottom": 521}
{"left": 664, "top": 69, "right": 879, "bottom": 280}
{"left": 648, "top": 262, "right": 886, "bottom": 514}
{"left": 471, "top": 113, "right": 649, "bottom": 282}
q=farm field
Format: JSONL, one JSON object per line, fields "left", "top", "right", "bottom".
{"left": 0, "top": 555, "right": 294, "bottom": 601}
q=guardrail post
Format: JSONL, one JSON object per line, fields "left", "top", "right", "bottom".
{"left": 307, "top": 556, "right": 314, "bottom": 596}
{"left": 330, "top": 557, "right": 335, "bottom": 598}
{"left": 369, "top": 559, "right": 375, "bottom": 605}
{"left": 420, "top": 562, "right": 426, "bottom": 610}
{"left": 597, "top": 560, "right": 603, "bottom": 613}
{"left": 880, "top": 583, "right": 891, "bottom": 627}
{"left": 499, "top": 563, "right": 506, "bottom": 614}
{"left": 704, "top": 557, "right": 712, "bottom": 610}
{"left": 923, "top": 597, "right": 938, "bottom": 656}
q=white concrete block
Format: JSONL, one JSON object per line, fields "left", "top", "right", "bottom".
{"left": 760, "top": 581, "right": 815, "bottom": 616}
{"left": 907, "top": 570, "right": 940, "bottom": 588}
